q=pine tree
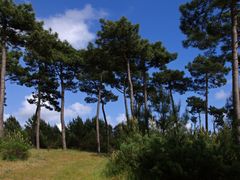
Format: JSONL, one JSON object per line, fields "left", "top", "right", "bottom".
{"left": 22, "top": 24, "right": 60, "bottom": 149}
{"left": 52, "top": 40, "right": 78, "bottom": 150}
{"left": 180, "top": 0, "right": 240, "bottom": 140}
{"left": 186, "top": 55, "right": 229, "bottom": 131}
{"left": 79, "top": 43, "right": 115, "bottom": 153}
{"left": 97, "top": 17, "right": 141, "bottom": 119}
{"left": 152, "top": 69, "right": 190, "bottom": 121}
{"left": 186, "top": 96, "right": 205, "bottom": 129}
{"left": 0, "top": 0, "right": 35, "bottom": 137}
{"left": 209, "top": 106, "right": 226, "bottom": 133}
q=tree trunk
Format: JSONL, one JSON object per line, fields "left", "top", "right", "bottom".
{"left": 143, "top": 69, "right": 149, "bottom": 134}
{"left": 231, "top": 0, "right": 240, "bottom": 143}
{"left": 96, "top": 77, "right": 102, "bottom": 153}
{"left": 198, "top": 113, "right": 201, "bottom": 129}
{"left": 60, "top": 82, "right": 67, "bottom": 150}
{"left": 213, "top": 121, "right": 216, "bottom": 134}
{"left": 205, "top": 73, "right": 209, "bottom": 132}
{"left": 169, "top": 87, "right": 176, "bottom": 121}
{"left": 126, "top": 58, "right": 135, "bottom": 119}
{"left": 36, "top": 91, "right": 41, "bottom": 150}
{"left": 0, "top": 42, "right": 6, "bottom": 137}
{"left": 123, "top": 84, "right": 130, "bottom": 124}
{"left": 102, "top": 102, "right": 109, "bottom": 153}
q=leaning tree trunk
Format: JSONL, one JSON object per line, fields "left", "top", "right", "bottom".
{"left": 143, "top": 69, "right": 149, "bottom": 134}
{"left": 36, "top": 91, "right": 41, "bottom": 150}
{"left": 0, "top": 41, "right": 6, "bottom": 137}
{"left": 123, "top": 84, "right": 130, "bottom": 124}
{"left": 126, "top": 58, "right": 135, "bottom": 119}
{"left": 231, "top": 0, "right": 240, "bottom": 143}
{"left": 169, "top": 87, "right": 176, "bottom": 121}
{"left": 102, "top": 102, "right": 109, "bottom": 153}
{"left": 60, "top": 82, "right": 67, "bottom": 150}
{"left": 205, "top": 73, "right": 209, "bottom": 132}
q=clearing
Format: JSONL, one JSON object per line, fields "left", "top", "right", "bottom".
{"left": 0, "top": 149, "right": 115, "bottom": 180}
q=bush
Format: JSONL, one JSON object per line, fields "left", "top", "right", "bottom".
{"left": 106, "top": 129, "right": 240, "bottom": 180}
{"left": 0, "top": 132, "right": 30, "bottom": 161}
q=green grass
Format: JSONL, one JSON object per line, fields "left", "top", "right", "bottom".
{"left": 0, "top": 149, "right": 119, "bottom": 180}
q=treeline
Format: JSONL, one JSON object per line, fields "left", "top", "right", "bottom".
{"left": 4, "top": 115, "right": 122, "bottom": 152}
{"left": 0, "top": 0, "right": 239, "bottom": 156}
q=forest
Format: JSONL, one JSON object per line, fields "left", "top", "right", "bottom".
{"left": 0, "top": 0, "right": 240, "bottom": 179}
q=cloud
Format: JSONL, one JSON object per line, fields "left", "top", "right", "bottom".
{"left": 116, "top": 113, "right": 127, "bottom": 124}
{"left": 215, "top": 90, "right": 229, "bottom": 100}
{"left": 42, "top": 4, "right": 107, "bottom": 49}
{"left": 56, "top": 123, "right": 62, "bottom": 132}
{"left": 4, "top": 114, "right": 10, "bottom": 121}
{"left": 186, "top": 122, "right": 192, "bottom": 130}
{"left": 14, "top": 94, "right": 92, "bottom": 126}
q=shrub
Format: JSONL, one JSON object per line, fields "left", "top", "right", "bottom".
{"left": 106, "top": 129, "right": 240, "bottom": 180}
{"left": 0, "top": 131, "right": 30, "bottom": 161}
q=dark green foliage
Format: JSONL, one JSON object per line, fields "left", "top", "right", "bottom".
{"left": 4, "top": 115, "right": 22, "bottom": 134}
{"left": 186, "top": 55, "right": 229, "bottom": 131}
{"left": 0, "top": 132, "right": 30, "bottom": 161}
{"left": 66, "top": 117, "right": 113, "bottom": 153}
{"left": 179, "top": 0, "right": 232, "bottom": 53}
{"left": 106, "top": 129, "right": 240, "bottom": 180}
{"left": 209, "top": 106, "right": 227, "bottom": 130}
{"left": 24, "top": 116, "right": 62, "bottom": 149}
{"left": 186, "top": 96, "right": 205, "bottom": 128}
{"left": 186, "top": 55, "right": 229, "bottom": 93}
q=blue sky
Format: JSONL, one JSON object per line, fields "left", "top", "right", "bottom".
{"left": 6, "top": 0, "right": 231, "bottom": 128}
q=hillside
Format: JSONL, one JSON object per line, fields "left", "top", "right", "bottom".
{"left": 0, "top": 149, "right": 113, "bottom": 180}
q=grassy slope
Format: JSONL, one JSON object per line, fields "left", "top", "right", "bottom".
{"left": 0, "top": 149, "right": 115, "bottom": 180}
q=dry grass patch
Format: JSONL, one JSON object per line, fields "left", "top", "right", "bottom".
{"left": 0, "top": 149, "right": 117, "bottom": 180}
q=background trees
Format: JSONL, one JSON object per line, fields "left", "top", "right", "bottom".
{"left": 180, "top": 0, "right": 239, "bottom": 140}
{"left": 186, "top": 55, "right": 229, "bottom": 131}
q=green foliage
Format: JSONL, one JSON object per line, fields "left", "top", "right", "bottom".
{"left": 4, "top": 115, "right": 22, "bottom": 134}
{"left": 106, "top": 129, "right": 240, "bottom": 179}
{"left": 0, "top": 132, "right": 30, "bottom": 161}
{"left": 24, "top": 116, "right": 62, "bottom": 148}
{"left": 66, "top": 117, "right": 113, "bottom": 152}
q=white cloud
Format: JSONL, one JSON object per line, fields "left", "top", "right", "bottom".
{"left": 215, "top": 90, "right": 229, "bottom": 100}
{"left": 186, "top": 122, "right": 192, "bottom": 130}
{"left": 116, "top": 113, "right": 127, "bottom": 124}
{"left": 4, "top": 114, "right": 10, "bottom": 121}
{"left": 56, "top": 123, "right": 62, "bottom": 132}
{"left": 14, "top": 94, "right": 92, "bottom": 126}
{"left": 42, "top": 4, "right": 107, "bottom": 49}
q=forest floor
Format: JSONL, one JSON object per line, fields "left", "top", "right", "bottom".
{"left": 0, "top": 149, "right": 118, "bottom": 180}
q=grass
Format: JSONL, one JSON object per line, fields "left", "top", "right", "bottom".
{"left": 0, "top": 149, "right": 120, "bottom": 180}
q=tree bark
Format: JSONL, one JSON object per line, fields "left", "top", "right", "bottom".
{"left": 198, "top": 113, "right": 201, "bottom": 129}
{"left": 102, "top": 102, "right": 109, "bottom": 153}
{"left": 60, "top": 82, "right": 67, "bottom": 150}
{"left": 126, "top": 58, "right": 135, "bottom": 119}
{"left": 205, "top": 73, "right": 209, "bottom": 132}
{"left": 213, "top": 121, "right": 216, "bottom": 134}
{"left": 36, "top": 91, "right": 41, "bottom": 150}
{"left": 143, "top": 69, "right": 149, "bottom": 134}
{"left": 169, "top": 87, "right": 176, "bottom": 121}
{"left": 123, "top": 84, "right": 130, "bottom": 124}
{"left": 231, "top": 0, "right": 240, "bottom": 143}
{"left": 96, "top": 76, "right": 102, "bottom": 153}
{"left": 0, "top": 42, "right": 6, "bottom": 137}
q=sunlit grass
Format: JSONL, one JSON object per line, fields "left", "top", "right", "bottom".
{"left": 0, "top": 149, "right": 118, "bottom": 180}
